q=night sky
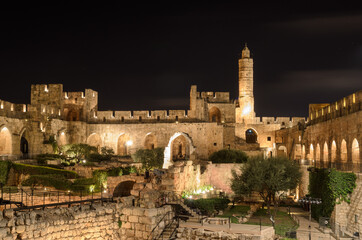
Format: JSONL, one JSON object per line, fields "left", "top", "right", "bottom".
{"left": 0, "top": 3, "right": 361, "bottom": 117}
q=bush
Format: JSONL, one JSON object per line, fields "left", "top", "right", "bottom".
{"left": 184, "top": 198, "right": 230, "bottom": 215}
{"left": 92, "top": 170, "right": 108, "bottom": 191}
{"left": 22, "top": 175, "right": 72, "bottom": 190}
{"left": 71, "top": 178, "right": 97, "bottom": 193}
{"left": 12, "top": 163, "right": 79, "bottom": 179}
{"left": 35, "top": 154, "right": 65, "bottom": 165}
{"left": 132, "top": 148, "right": 164, "bottom": 170}
{"left": 107, "top": 168, "right": 123, "bottom": 176}
{"left": 0, "top": 161, "right": 11, "bottom": 184}
{"left": 87, "top": 153, "right": 111, "bottom": 162}
{"left": 209, "top": 149, "right": 248, "bottom": 164}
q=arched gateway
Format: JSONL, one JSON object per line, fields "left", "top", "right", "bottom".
{"left": 163, "top": 132, "right": 195, "bottom": 169}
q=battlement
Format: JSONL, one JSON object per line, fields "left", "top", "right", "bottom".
{"left": 0, "top": 100, "right": 28, "bottom": 118}
{"left": 244, "top": 116, "right": 306, "bottom": 127}
{"left": 308, "top": 90, "right": 362, "bottom": 124}
{"left": 198, "top": 91, "right": 231, "bottom": 103}
{"left": 91, "top": 109, "right": 190, "bottom": 123}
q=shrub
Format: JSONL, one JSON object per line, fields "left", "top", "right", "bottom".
{"left": 209, "top": 149, "right": 248, "bottom": 164}
{"left": 21, "top": 174, "right": 72, "bottom": 190}
{"left": 12, "top": 163, "right": 79, "bottom": 179}
{"left": 35, "top": 154, "right": 65, "bottom": 165}
{"left": 92, "top": 170, "right": 108, "bottom": 191}
{"left": 71, "top": 178, "right": 97, "bottom": 193}
{"left": 309, "top": 168, "right": 356, "bottom": 220}
{"left": 107, "top": 168, "right": 123, "bottom": 176}
{"left": 0, "top": 161, "right": 11, "bottom": 184}
{"left": 132, "top": 148, "right": 164, "bottom": 171}
{"left": 87, "top": 153, "right": 111, "bottom": 162}
{"left": 184, "top": 198, "right": 230, "bottom": 215}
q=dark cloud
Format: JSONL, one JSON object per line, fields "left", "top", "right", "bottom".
{"left": 280, "top": 70, "right": 362, "bottom": 91}
{"left": 268, "top": 14, "right": 362, "bottom": 35}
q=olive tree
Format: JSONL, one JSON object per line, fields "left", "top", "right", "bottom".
{"left": 231, "top": 156, "right": 302, "bottom": 224}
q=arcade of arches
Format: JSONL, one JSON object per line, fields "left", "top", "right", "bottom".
{"left": 293, "top": 138, "right": 360, "bottom": 166}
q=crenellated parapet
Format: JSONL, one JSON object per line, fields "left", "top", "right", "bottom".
{"left": 90, "top": 110, "right": 191, "bottom": 123}
{"left": 308, "top": 90, "right": 361, "bottom": 125}
{"left": 0, "top": 100, "right": 28, "bottom": 119}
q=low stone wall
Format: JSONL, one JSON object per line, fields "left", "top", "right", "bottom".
{"left": 176, "top": 226, "right": 275, "bottom": 240}
{"left": 120, "top": 205, "right": 173, "bottom": 240}
{"left": 0, "top": 201, "right": 126, "bottom": 240}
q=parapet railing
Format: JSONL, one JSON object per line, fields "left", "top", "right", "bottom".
{"left": 294, "top": 159, "right": 362, "bottom": 173}
{"left": 0, "top": 185, "right": 113, "bottom": 211}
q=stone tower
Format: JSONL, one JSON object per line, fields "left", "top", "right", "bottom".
{"left": 237, "top": 44, "right": 255, "bottom": 122}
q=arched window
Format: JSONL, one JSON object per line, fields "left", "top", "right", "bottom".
{"left": 209, "top": 107, "right": 221, "bottom": 123}
{"left": 245, "top": 129, "right": 257, "bottom": 143}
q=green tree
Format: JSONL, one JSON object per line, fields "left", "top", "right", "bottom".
{"left": 101, "top": 146, "right": 115, "bottom": 157}
{"left": 208, "top": 149, "right": 248, "bottom": 163}
{"left": 132, "top": 148, "right": 164, "bottom": 171}
{"left": 65, "top": 144, "right": 97, "bottom": 163}
{"left": 230, "top": 156, "right": 302, "bottom": 225}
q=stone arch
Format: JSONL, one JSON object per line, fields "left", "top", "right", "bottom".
{"left": 163, "top": 132, "right": 195, "bottom": 169}
{"left": 331, "top": 140, "right": 337, "bottom": 163}
{"left": 340, "top": 139, "right": 347, "bottom": 162}
{"left": 0, "top": 126, "right": 12, "bottom": 156}
{"left": 352, "top": 138, "right": 359, "bottom": 165}
{"left": 144, "top": 133, "right": 157, "bottom": 150}
{"left": 117, "top": 134, "right": 131, "bottom": 156}
{"left": 209, "top": 107, "right": 221, "bottom": 123}
{"left": 309, "top": 144, "right": 314, "bottom": 161}
{"left": 323, "top": 142, "right": 328, "bottom": 163}
{"left": 245, "top": 128, "right": 257, "bottom": 143}
{"left": 20, "top": 129, "right": 29, "bottom": 158}
{"left": 294, "top": 144, "right": 302, "bottom": 160}
{"left": 113, "top": 181, "right": 135, "bottom": 197}
{"left": 66, "top": 109, "right": 80, "bottom": 121}
{"left": 87, "top": 133, "right": 102, "bottom": 152}
{"left": 277, "top": 145, "right": 287, "bottom": 157}
{"left": 316, "top": 143, "right": 320, "bottom": 162}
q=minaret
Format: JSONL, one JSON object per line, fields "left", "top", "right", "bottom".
{"left": 237, "top": 44, "right": 255, "bottom": 121}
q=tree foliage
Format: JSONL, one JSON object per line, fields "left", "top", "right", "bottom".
{"left": 230, "top": 156, "right": 302, "bottom": 221}
{"left": 132, "top": 148, "right": 164, "bottom": 171}
{"left": 309, "top": 168, "right": 356, "bottom": 220}
{"left": 208, "top": 149, "right": 248, "bottom": 163}
{"left": 65, "top": 144, "right": 97, "bottom": 163}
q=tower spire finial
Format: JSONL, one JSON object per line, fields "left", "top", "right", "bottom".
{"left": 242, "top": 43, "right": 250, "bottom": 58}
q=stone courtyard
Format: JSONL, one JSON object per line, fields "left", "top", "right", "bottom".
{"left": 0, "top": 46, "right": 361, "bottom": 239}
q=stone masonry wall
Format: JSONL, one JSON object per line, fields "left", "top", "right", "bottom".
{"left": 331, "top": 173, "right": 362, "bottom": 236}
{"left": 0, "top": 201, "right": 126, "bottom": 240}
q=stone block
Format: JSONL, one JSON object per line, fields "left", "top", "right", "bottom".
{"left": 144, "top": 208, "right": 158, "bottom": 217}
{"left": 3, "top": 209, "right": 14, "bottom": 219}
{"left": 128, "top": 215, "right": 139, "bottom": 223}
{"left": 132, "top": 208, "right": 144, "bottom": 216}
